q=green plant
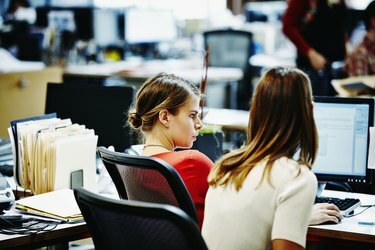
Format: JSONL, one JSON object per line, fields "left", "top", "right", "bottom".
{"left": 199, "top": 124, "right": 222, "bottom": 135}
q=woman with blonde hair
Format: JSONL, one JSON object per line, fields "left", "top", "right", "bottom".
{"left": 202, "top": 67, "right": 318, "bottom": 250}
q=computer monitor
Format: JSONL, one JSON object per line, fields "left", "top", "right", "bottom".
{"left": 36, "top": 7, "right": 94, "bottom": 40}
{"left": 45, "top": 83, "right": 135, "bottom": 152}
{"left": 93, "top": 9, "right": 121, "bottom": 47}
{"left": 72, "top": 7, "right": 94, "bottom": 41}
{"left": 124, "top": 8, "right": 177, "bottom": 58}
{"left": 312, "top": 97, "right": 374, "bottom": 185}
{"left": 125, "top": 8, "right": 177, "bottom": 44}
{"left": 243, "top": 1, "right": 287, "bottom": 22}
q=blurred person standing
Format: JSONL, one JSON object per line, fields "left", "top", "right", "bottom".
{"left": 283, "top": 0, "right": 348, "bottom": 96}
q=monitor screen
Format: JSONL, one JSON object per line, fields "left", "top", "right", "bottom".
{"left": 243, "top": 1, "right": 287, "bottom": 22}
{"left": 124, "top": 8, "right": 177, "bottom": 44}
{"left": 93, "top": 9, "right": 121, "bottom": 47}
{"left": 45, "top": 83, "right": 135, "bottom": 152}
{"left": 312, "top": 97, "right": 374, "bottom": 184}
{"left": 73, "top": 8, "right": 94, "bottom": 40}
{"left": 37, "top": 7, "right": 94, "bottom": 40}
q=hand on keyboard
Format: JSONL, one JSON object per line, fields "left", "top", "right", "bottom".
{"left": 315, "top": 196, "right": 361, "bottom": 217}
{"left": 309, "top": 203, "right": 343, "bottom": 225}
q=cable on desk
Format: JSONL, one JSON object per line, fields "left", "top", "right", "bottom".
{"left": 0, "top": 217, "right": 61, "bottom": 235}
{"left": 343, "top": 205, "right": 374, "bottom": 218}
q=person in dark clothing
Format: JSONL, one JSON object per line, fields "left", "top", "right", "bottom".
{"left": 0, "top": 0, "right": 39, "bottom": 60}
{"left": 283, "top": 0, "right": 348, "bottom": 96}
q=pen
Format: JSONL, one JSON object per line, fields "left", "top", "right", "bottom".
{"left": 358, "top": 221, "right": 375, "bottom": 225}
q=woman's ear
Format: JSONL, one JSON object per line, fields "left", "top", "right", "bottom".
{"left": 158, "top": 109, "right": 171, "bottom": 128}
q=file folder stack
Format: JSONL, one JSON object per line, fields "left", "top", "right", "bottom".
{"left": 8, "top": 114, "right": 98, "bottom": 194}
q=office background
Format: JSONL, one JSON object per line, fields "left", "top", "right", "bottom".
{"left": 1, "top": 1, "right": 375, "bottom": 249}
{"left": 1, "top": 0, "right": 374, "bottom": 163}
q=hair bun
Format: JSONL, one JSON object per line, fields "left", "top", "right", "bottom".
{"left": 128, "top": 112, "right": 142, "bottom": 129}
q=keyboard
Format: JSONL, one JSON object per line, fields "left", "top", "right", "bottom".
{"left": 315, "top": 196, "right": 361, "bottom": 216}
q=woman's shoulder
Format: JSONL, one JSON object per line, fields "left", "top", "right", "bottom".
{"left": 178, "top": 149, "right": 213, "bottom": 164}
{"left": 156, "top": 150, "right": 213, "bottom": 167}
{"left": 272, "top": 158, "right": 317, "bottom": 198}
{"left": 272, "top": 157, "right": 317, "bottom": 183}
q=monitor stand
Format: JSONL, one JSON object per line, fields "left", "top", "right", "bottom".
{"left": 317, "top": 181, "right": 352, "bottom": 197}
{"left": 326, "top": 181, "right": 352, "bottom": 192}
{"left": 317, "top": 181, "right": 326, "bottom": 197}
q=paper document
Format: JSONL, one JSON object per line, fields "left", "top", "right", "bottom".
{"left": 15, "top": 189, "right": 82, "bottom": 223}
{"left": 9, "top": 114, "right": 97, "bottom": 194}
{"left": 368, "top": 127, "right": 375, "bottom": 170}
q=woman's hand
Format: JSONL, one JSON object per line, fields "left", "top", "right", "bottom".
{"left": 309, "top": 203, "right": 343, "bottom": 225}
{"left": 307, "top": 49, "right": 327, "bottom": 70}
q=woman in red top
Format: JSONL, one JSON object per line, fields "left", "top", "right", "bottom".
{"left": 127, "top": 72, "right": 213, "bottom": 229}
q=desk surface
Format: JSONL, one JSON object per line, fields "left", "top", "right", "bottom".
{"left": 308, "top": 190, "right": 375, "bottom": 245}
{"left": 0, "top": 191, "right": 374, "bottom": 248}
{"left": 249, "top": 53, "right": 295, "bottom": 69}
{"left": 0, "top": 222, "right": 89, "bottom": 249}
{"left": 64, "top": 59, "right": 243, "bottom": 83}
{"left": 331, "top": 75, "right": 375, "bottom": 97}
{"left": 203, "top": 108, "right": 249, "bottom": 131}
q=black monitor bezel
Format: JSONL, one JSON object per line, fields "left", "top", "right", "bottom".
{"left": 313, "top": 96, "right": 374, "bottom": 185}
{"left": 45, "top": 83, "right": 135, "bottom": 152}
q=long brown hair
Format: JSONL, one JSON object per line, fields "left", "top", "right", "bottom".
{"left": 208, "top": 67, "right": 318, "bottom": 190}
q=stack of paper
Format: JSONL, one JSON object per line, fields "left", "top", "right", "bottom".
{"left": 15, "top": 189, "right": 83, "bottom": 223}
{"left": 8, "top": 114, "right": 98, "bottom": 194}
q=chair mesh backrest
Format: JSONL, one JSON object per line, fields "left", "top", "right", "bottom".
{"left": 97, "top": 147, "right": 198, "bottom": 222}
{"left": 204, "top": 30, "right": 253, "bottom": 70}
{"left": 115, "top": 164, "right": 179, "bottom": 207}
{"left": 74, "top": 188, "right": 207, "bottom": 250}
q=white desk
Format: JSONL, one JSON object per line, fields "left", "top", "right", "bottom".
{"left": 249, "top": 53, "right": 295, "bottom": 69}
{"left": 64, "top": 59, "right": 243, "bottom": 83}
{"left": 203, "top": 108, "right": 249, "bottom": 131}
{"left": 64, "top": 59, "right": 243, "bottom": 109}
{"left": 331, "top": 75, "right": 375, "bottom": 97}
{"left": 308, "top": 190, "right": 375, "bottom": 246}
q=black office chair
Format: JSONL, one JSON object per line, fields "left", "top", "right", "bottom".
{"left": 45, "top": 83, "right": 135, "bottom": 152}
{"left": 96, "top": 146, "right": 198, "bottom": 222}
{"left": 203, "top": 29, "right": 254, "bottom": 110}
{"left": 74, "top": 188, "right": 207, "bottom": 250}
{"left": 123, "top": 132, "right": 224, "bottom": 162}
